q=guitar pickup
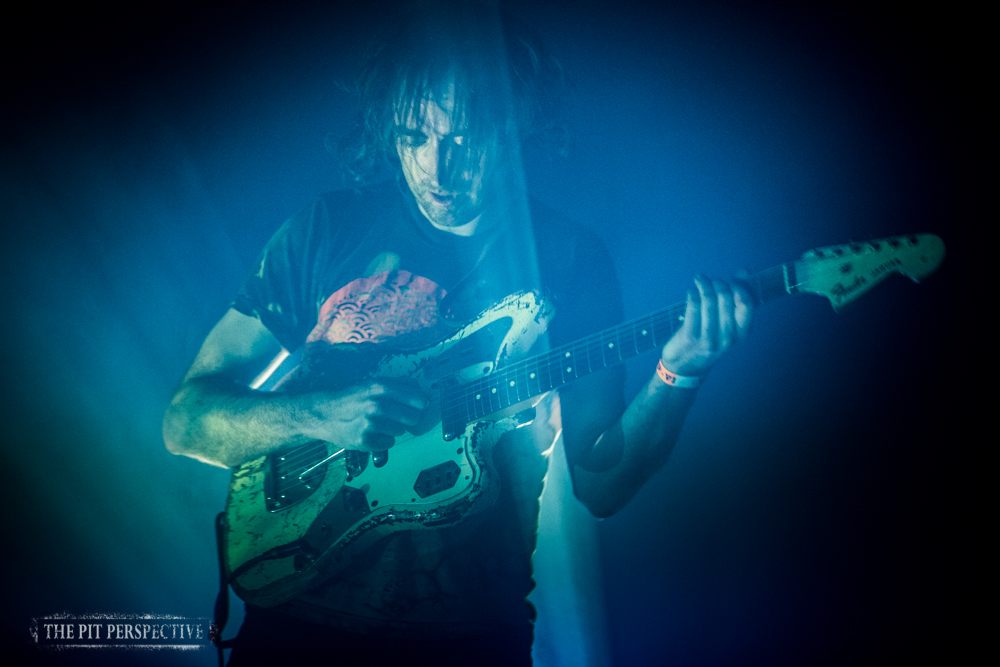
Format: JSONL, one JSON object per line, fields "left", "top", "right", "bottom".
{"left": 413, "top": 461, "right": 462, "bottom": 499}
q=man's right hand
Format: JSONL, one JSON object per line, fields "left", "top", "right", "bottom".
{"left": 302, "top": 380, "right": 431, "bottom": 452}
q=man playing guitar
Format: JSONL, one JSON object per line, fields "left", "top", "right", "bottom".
{"left": 163, "top": 3, "right": 751, "bottom": 664}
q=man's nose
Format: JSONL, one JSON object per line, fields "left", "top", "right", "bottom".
{"left": 423, "top": 139, "right": 457, "bottom": 189}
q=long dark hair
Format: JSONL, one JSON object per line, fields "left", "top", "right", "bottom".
{"left": 338, "top": 1, "right": 570, "bottom": 187}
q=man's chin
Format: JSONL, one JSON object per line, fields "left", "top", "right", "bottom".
{"left": 418, "top": 201, "right": 476, "bottom": 230}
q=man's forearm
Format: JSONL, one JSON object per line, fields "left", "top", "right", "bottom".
{"left": 570, "top": 275, "right": 753, "bottom": 517}
{"left": 570, "top": 375, "right": 698, "bottom": 518}
{"left": 163, "top": 376, "right": 317, "bottom": 469}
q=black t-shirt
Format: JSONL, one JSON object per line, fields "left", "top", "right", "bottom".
{"left": 233, "top": 178, "right": 624, "bottom": 636}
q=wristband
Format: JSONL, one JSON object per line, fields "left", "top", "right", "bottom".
{"left": 656, "top": 360, "right": 701, "bottom": 388}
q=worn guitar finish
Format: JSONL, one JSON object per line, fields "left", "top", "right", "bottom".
{"left": 222, "top": 233, "right": 945, "bottom": 607}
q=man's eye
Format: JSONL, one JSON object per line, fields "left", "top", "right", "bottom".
{"left": 398, "top": 133, "right": 426, "bottom": 147}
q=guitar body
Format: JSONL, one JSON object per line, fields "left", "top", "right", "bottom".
{"left": 222, "top": 292, "right": 555, "bottom": 607}
{"left": 220, "top": 233, "right": 945, "bottom": 608}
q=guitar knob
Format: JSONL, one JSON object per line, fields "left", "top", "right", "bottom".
{"left": 373, "top": 450, "right": 389, "bottom": 468}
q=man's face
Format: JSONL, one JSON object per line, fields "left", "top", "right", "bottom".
{"left": 395, "top": 88, "right": 486, "bottom": 232}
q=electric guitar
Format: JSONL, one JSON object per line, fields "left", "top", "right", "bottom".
{"left": 220, "top": 233, "right": 945, "bottom": 607}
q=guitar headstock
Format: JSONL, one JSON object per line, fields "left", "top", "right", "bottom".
{"left": 793, "top": 234, "right": 945, "bottom": 311}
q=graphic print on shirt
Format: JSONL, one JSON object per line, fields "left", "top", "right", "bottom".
{"left": 289, "top": 270, "right": 453, "bottom": 390}
{"left": 308, "top": 270, "right": 448, "bottom": 347}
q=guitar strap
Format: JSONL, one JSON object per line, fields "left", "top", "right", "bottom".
{"left": 210, "top": 512, "right": 237, "bottom": 667}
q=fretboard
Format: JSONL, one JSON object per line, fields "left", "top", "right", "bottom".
{"left": 439, "top": 262, "right": 795, "bottom": 439}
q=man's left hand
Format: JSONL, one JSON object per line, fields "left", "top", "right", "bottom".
{"left": 660, "top": 275, "right": 753, "bottom": 378}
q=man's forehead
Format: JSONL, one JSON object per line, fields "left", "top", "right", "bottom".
{"left": 395, "top": 83, "right": 465, "bottom": 132}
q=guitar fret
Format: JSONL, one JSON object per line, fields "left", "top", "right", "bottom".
{"left": 488, "top": 376, "right": 498, "bottom": 413}
{"left": 480, "top": 380, "right": 492, "bottom": 415}
{"left": 505, "top": 369, "right": 516, "bottom": 406}
{"left": 544, "top": 355, "right": 557, "bottom": 391}
{"left": 482, "top": 384, "right": 493, "bottom": 416}
{"left": 494, "top": 373, "right": 506, "bottom": 410}
{"left": 526, "top": 363, "right": 541, "bottom": 396}
{"left": 514, "top": 366, "right": 525, "bottom": 403}
{"left": 470, "top": 384, "right": 477, "bottom": 418}
{"left": 491, "top": 376, "right": 503, "bottom": 412}
{"left": 521, "top": 364, "right": 534, "bottom": 400}
{"left": 503, "top": 368, "right": 517, "bottom": 406}
{"left": 463, "top": 389, "right": 473, "bottom": 425}
{"left": 644, "top": 317, "right": 658, "bottom": 352}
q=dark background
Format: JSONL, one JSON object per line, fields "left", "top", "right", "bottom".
{"left": 2, "top": 1, "right": 982, "bottom": 664}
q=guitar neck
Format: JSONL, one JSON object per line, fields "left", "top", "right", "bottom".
{"left": 440, "top": 262, "right": 794, "bottom": 438}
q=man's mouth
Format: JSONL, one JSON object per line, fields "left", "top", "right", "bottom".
{"left": 428, "top": 191, "right": 456, "bottom": 207}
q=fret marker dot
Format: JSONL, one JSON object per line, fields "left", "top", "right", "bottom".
{"left": 641, "top": 329, "right": 648, "bottom": 336}
{"left": 509, "top": 381, "right": 515, "bottom": 387}
{"left": 476, "top": 394, "right": 481, "bottom": 400}
{"left": 608, "top": 343, "right": 614, "bottom": 348}
{"left": 566, "top": 367, "right": 572, "bottom": 373}
{"left": 530, "top": 373, "right": 535, "bottom": 379}
{"left": 565, "top": 352, "right": 571, "bottom": 357}
{"left": 492, "top": 388, "right": 497, "bottom": 394}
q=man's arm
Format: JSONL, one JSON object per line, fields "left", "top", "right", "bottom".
{"left": 163, "top": 309, "right": 430, "bottom": 469}
{"left": 564, "top": 276, "right": 752, "bottom": 518}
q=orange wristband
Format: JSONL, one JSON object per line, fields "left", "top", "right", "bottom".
{"left": 656, "top": 360, "right": 701, "bottom": 388}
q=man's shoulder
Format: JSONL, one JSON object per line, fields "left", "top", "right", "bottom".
{"left": 527, "top": 196, "right": 612, "bottom": 263}
{"left": 527, "top": 195, "right": 577, "bottom": 232}
{"left": 311, "top": 180, "right": 401, "bottom": 220}
{"left": 278, "top": 181, "right": 403, "bottom": 240}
